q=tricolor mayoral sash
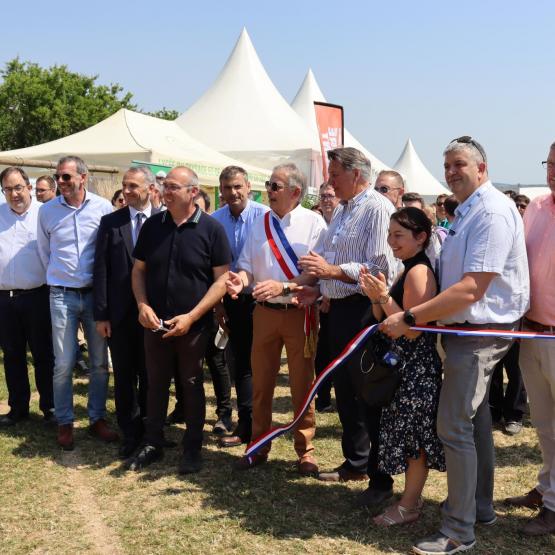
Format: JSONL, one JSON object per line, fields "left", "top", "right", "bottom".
{"left": 263, "top": 211, "right": 317, "bottom": 357}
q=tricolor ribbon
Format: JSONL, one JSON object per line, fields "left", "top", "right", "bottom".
{"left": 244, "top": 322, "right": 555, "bottom": 461}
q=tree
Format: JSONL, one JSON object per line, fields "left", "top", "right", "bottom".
{"left": 0, "top": 58, "right": 137, "bottom": 150}
{"left": 145, "top": 108, "right": 179, "bottom": 121}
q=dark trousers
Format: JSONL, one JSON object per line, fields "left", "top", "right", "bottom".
{"left": 327, "top": 294, "right": 393, "bottom": 491}
{"left": 489, "top": 341, "right": 527, "bottom": 422}
{"left": 174, "top": 317, "right": 232, "bottom": 420}
{"left": 107, "top": 312, "right": 148, "bottom": 441}
{"left": 0, "top": 286, "right": 54, "bottom": 416}
{"left": 144, "top": 328, "right": 208, "bottom": 452}
{"left": 314, "top": 309, "right": 333, "bottom": 408}
{"left": 224, "top": 294, "right": 254, "bottom": 434}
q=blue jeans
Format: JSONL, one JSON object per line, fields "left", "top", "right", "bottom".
{"left": 49, "top": 287, "right": 109, "bottom": 425}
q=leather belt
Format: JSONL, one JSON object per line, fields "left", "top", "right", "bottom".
{"left": 257, "top": 301, "right": 294, "bottom": 311}
{"left": 0, "top": 284, "right": 47, "bottom": 298}
{"left": 523, "top": 317, "right": 555, "bottom": 333}
{"left": 51, "top": 285, "right": 93, "bottom": 294}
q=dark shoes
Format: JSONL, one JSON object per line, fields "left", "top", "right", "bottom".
{"left": 212, "top": 417, "right": 233, "bottom": 435}
{"left": 166, "top": 409, "right": 185, "bottom": 425}
{"left": 298, "top": 454, "right": 319, "bottom": 476}
{"left": 89, "top": 419, "right": 119, "bottom": 442}
{"left": 521, "top": 507, "right": 555, "bottom": 536}
{"left": 119, "top": 437, "right": 141, "bottom": 459}
{"left": 43, "top": 410, "right": 57, "bottom": 425}
{"left": 178, "top": 450, "right": 203, "bottom": 474}
{"left": 57, "top": 424, "right": 74, "bottom": 451}
{"left": 0, "top": 411, "right": 29, "bottom": 426}
{"left": 218, "top": 424, "right": 251, "bottom": 448}
{"left": 318, "top": 465, "right": 368, "bottom": 483}
{"left": 235, "top": 453, "right": 268, "bottom": 470}
{"left": 355, "top": 486, "right": 394, "bottom": 508}
{"left": 128, "top": 444, "right": 163, "bottom": 471}
{"left": 504, "top": 487, "right": 543, "bottom": 510}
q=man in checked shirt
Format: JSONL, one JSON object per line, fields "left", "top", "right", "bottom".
{"left": 298, "top": 147, "right": 398, "bottom": 506}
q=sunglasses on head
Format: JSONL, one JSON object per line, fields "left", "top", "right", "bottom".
{"left": 265, "top": 180, "right": 285, "bottom": 192}
{"left": 449, "top": 136, "right": 487, "bottom": 163}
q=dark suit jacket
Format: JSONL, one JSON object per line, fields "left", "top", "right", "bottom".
{"left": 93, "top": 206, "right": 160, "bottom": 327}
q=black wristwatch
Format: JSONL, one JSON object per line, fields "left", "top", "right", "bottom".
{"left": 282, "top": 283, "right": 292, "bottom": 296}
{"left": 403, "top": 309, "right": 416, "bottom": 327}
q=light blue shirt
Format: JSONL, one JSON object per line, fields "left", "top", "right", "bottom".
{"left": 38, "top": 190, "right": 112, "bottom": 287}
{"left": 0, "top": 200, "right": 46, "bottom": 290}
{"left": 439, "top": 180, "right": 529, "bottom": 324}
{"left": 212, "top": 199, "right": 269, "bottom": 272}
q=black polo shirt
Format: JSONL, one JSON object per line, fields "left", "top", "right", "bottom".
{"left": 133, "top": 207, "right": 232, "bottom": 330}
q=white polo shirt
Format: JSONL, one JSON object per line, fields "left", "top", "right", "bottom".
{"left": 439, "top": 181, "right": 529, "bottom": 324}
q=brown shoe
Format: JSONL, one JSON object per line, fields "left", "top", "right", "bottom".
{"left": 219, "top": 435, "right": 244, "bottom": 448}
{"left": 89, "top": 419, "right": 119, "bottom": 443}
{"left": 57, "top": 424, "right": 74, "bottom": 451}
{"left": 235, "top": 453, "right": 268, "bottom": 470}
{"left": 298, "top": 454, "right": 319, "bottom": 476}
{"left": 319, "top": 465, "right": 368, "bottom": 482}
{"left": 504, "top": 487, "right": 543, "bottom": 510}
{"left": 522, "top": 507, "right": 555, "bottom": 536}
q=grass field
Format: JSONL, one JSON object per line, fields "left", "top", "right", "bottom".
{"left": 0, "top": 354, "right": 554, "bottom": 555}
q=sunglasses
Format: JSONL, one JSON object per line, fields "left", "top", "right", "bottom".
{"left": 436, "top": 202, "right": 445, "bottom": 207}
{"left": 375, "top": 185, "right": 400, "bottom": 194}
{"left": 265, "top": 181, "right": 285, "bottom": 192}
{"left": 449, "top": 136, "right": 487, "bottom": 163}
{"left": 54, "top": 173, "right": 79, "bottom": 182}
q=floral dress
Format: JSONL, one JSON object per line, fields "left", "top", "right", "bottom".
{"left": 378, "top": 250, "right": 446, "bottom": 475}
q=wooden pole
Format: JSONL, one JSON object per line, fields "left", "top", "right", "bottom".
{"left": 0, "top": 156, "right": 119, "bottom": 174}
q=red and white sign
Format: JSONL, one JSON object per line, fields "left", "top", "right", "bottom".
{"left": 314, "top": 101, "right": 344, "bottom": 182}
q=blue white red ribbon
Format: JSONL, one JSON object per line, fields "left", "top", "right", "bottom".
{"left": 244, "top": 322, "right": 555, "bottom": 461}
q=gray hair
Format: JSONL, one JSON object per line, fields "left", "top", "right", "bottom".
{"left": 443, "top": 137, "right": 487, "bottom": 165}
{"left": 58, "top": 155, "right": 88, "bottom": 174}
{"left": 327, "top": 147, "right": 372, "bottom": 182}
{"left": 219, "top": 165, "right": 249, "bottom": 185}
{"left": 126, "top": 165, "right": 155, "bottom": 186}
{"left": 377, "top": 170, "right": 405, "bottom": 189}
{"left": 273, "top": 163, "right": 307, "bottom": 199}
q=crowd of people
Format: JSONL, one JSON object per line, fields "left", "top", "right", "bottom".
{"left": 0, "top": 138, "right": 554, "bottom": 554}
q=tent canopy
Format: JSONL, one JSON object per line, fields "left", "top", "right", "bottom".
{"left": 291, "top": 68, "right": 391, "bottom": 182}
{"left": 176, "top": 29, "right": 320, "bottom": 182}
{"left": 0, "top": 109, "right": 269, "bottom": 189}
{"left": 393, "top": 138, "right": 450, "bottom": 199}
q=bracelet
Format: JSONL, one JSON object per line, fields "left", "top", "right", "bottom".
{"left": 371, "top": 293, "right": 390, "bottom": 305}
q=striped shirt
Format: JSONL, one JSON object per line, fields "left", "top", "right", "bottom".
{"left": 320, "top": 187, "right": 397, "bottom": 299}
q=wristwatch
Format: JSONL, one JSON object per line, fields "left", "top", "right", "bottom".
{"left": 403, "top": 309, "right": 416, "bottom": 327}
{"left": 282, "top": 283, "right": 292, "bottom": 296}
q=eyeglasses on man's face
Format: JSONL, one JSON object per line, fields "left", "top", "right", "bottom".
{"left": 542, "top": 161, "right": 555, "bottom": 169}
{"left": 319, "top": 193, "right": 336, "bottom": 201}
{"left": 375, "top": 185, "right": 401, "bottom": 194}
{"left": 265, "top": 180, "right": 285, "bottom": 192}
{"left": 2, "top": 184, "right": 26, "bottom": 195}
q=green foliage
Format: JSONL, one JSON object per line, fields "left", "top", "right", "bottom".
{"left": 144, "top": 107, "right": 179, "bottom": 121}
{"left": 0, "top": 58, "right": 137, "bottom": 150}
{"left": 301, "top": 194, "right": 318, "bottom": 209}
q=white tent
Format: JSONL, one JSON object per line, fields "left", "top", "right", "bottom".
{"left": 176, "top": 29, "right": 322, "bottom": 187}
{"left": 291, "top": 68, "right": 391, "bottom": 183}
{"left": 518, "top": 186, "right": 550, "bottom": 200}
{"left": 0, "top": 109, "right": 269, "bottom": 190}
{"left": 393, "top": 138, "right": 449, "bottom": 199}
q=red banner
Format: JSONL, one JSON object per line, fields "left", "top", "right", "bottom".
{"left": 314, "top": 101, "right": 344, "bottom": 182}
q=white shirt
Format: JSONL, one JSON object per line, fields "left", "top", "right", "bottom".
{"left": 129, "top": 203, "right": 152, "bottom": 245}
{"left": 237, "top": 204, "right": 327, "bottom": 303}
{"left": 439, "top": 180, "right": 529, "bottom": 324}
{"left": 0, "top": 200, "right": 46, "bottom": 290}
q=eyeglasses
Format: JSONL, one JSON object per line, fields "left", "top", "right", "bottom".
{"left": 375, "top": 185, "right": 400, "bottom": 194}
{"left": 54, "top": 173, "right": 79, "bottom": 182}
{"left": 542, "top": 161, "right": 555, "bottom": 169}
{"left": 162, "top": 183, "right": 192, "bottom": 193}
{"left": 265, "top": 181, "right": 285, "bottom": 192}
{"left": 449, "top": 136, "right": 487, "bottom": 163}
{"left": 319, "top": 193, "right": 336, "bottom": 201}
{"left": 2, "top": 185, "right": 26, "bottom": 195}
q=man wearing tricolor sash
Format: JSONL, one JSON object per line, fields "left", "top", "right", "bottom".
{"left": 226, "top": 163, "right": 326, "bottom": 475}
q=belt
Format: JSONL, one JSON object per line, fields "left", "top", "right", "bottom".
{"left": 523, "top": 317, "right": 555, "bottom": 333}
{"left": 0, "top": 284, "right": 47, "bottom": 298}
{"left": 50, "top": 285, "right": 93, "bottom": 294}
{"left": 257, "top": 301, "right": 294, "bottom": 311}
{"left": 329, "top": 294, "right": 368, "bottom": 305}
{"left": 451, "top": 321, "right": 518, "bottom": 330}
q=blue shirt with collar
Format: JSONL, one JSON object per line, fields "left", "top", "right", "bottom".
{"left": 212, "top": 199, "right": 269, "bottom": 272}
{"left": 38, "top": 190, "right": 112, "bottom": 287}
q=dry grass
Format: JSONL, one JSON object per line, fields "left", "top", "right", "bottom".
{"left": 0, "top": 356, "right": 554, "bottom": 554}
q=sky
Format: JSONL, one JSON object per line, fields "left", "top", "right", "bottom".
{"left": 2, "top": 0, "right": 554, "bottom": 185}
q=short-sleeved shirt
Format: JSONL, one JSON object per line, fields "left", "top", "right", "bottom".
{"left": 523, "top": 193, "right": 555, "bottom": 326}
{"left": 439, "top": 181, "right": 529, "bottom": 324}
{"left": 133, "top": 207, "right": 232, "bottom": 329}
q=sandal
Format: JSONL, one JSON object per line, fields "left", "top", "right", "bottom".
{"left": 372, "top": 498, "right": 423, "bottom": 527}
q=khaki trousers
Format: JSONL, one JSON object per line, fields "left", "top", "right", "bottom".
{"left": 250, "top": 304, "right": 316, "bottom": 459}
